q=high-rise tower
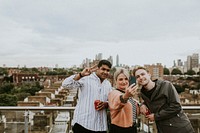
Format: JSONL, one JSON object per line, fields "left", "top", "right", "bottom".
{"left": 107, "top": 56, "right": 113, "bottom": 65}
{"left": 116, "top": 54, "right": 119, "bottom": 67}
{"left": 187, "top": 53, "right": 199, "bottom": 70}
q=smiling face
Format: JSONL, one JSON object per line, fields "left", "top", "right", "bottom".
{"left": 96, "top": 65, "right": 111, "bottom": 80}
{"left": 116, "top": 73, "right": 129, "bottom": 90}
{"left": 134, "top": 69, "right": 151, "bottom": 87}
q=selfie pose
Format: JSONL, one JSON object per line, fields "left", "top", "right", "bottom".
{"left": 108, "top": 68, "right": 139, "bottom": 133}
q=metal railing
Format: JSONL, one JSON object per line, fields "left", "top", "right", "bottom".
{"left": 0, "top": 106, "right": 200, "bottom": 133}
{"left": 0, "top": 106, "right": 75, "bottom": 133}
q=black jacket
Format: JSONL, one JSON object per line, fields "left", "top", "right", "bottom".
{"left": 141, "top": 80, "right": 194, "bottom": 133}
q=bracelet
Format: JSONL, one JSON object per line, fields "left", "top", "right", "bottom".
{"left": 120, "top": 95, "right": 128, "bottom": 103}
{"left": 79, "top": 73, "right": 83, "bottom": 77}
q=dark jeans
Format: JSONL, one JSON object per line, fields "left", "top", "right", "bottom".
{"left": 72, "top": 123, "right": 107, "bottom": 133}
{"left": 109, "top": 123, "right": 137, "bottom": 133}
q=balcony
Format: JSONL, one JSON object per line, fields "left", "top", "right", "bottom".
{"left": 0, "top": 106, "right": 200, "bottom": 133}
{"left": 0, "top": 106, "right": 75, "bottom": 133}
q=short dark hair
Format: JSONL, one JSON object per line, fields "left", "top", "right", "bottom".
{"left": 132, "top": 66, "right": 149, "bottom": 76}
{"left": 98, "top": 60, "right": 112, "bottom": 68}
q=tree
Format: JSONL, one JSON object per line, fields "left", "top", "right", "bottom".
{"left": 16, "top": 93, "right": 31, "bottom": 101}
{"left": 171, "top": 68, "right": 182, "bottom": 75}
{"left": 173, "top": 84, "right": 185, "bottom": 93}
{"left": 186, "top": 69, "right": 196, "bottom": 75}
{"left": 20, "top": 82, "right": 43, "bottom": 95}
{"left": 0, "top": 83, "right": 14, "bottom": 94}
{"left": 197, "top": 83, "right": 200, "bottom": 89}
{"left": 3, "top": 76, "right": 13, "bottom": 83}
{"left": 182, "top": 84, "right": 189, "bottom": 89}
{"left": 0, "top": 67, "right": 8, "bottom": 75}
{"left": 0, "top": 94, "right": 17, "bottom": 106}
{"left": 68, "top": 70, "right": 74, "bottom": 76}
{"left": 20, "top": 67, "right": 30, "bottom": 73}
{"left": 52, "top": 68, "right": 68, "bottom": 75}
{"left": 46, "top": 71, "right": 57, "bottom": 75}
{"left": 31, "top": 67, "right": 39, "bottom": 73}
{"left": 164, "top": 68, "right": 170, "bottom": 75}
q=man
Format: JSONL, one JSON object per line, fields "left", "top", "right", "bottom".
{"left": 133, "top": 67, "right": 194, "bottom": 133}
{"left": 62, "top": 60, "right": 112, "bottom": 133}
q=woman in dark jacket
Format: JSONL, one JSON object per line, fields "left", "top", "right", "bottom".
{"left": 133, "top": 66, "right": 194, "bottom": 133}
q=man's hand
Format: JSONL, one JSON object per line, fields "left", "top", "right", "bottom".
{"left": 96, "top": 101, "right": 108, "bottom": 111}
{"left": 140, "top": 104, "right": 148, "bottom": 115}
{"left": 81, "top": 64, "right": 98, "bottom": 76}
{"left": 146, "top": 113, "right": 155, "bottom": 121}
{"left": 74, "top": 64, "right": 98, "bottom": 80}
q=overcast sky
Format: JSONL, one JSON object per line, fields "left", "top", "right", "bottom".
{"left": 0, "top": 0, "right": 200, "bottom": 68}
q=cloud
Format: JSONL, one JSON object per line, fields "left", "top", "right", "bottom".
{"left": 0, "top": 0, "right": 199, "bottom": 68}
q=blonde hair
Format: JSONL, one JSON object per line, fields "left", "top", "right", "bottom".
{"left": 113, "top": 68, "right": 130, "bottom": 85}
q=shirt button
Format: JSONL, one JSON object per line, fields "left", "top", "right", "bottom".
{"left": 170, "top": 123, "right": 172, "bottom": 126}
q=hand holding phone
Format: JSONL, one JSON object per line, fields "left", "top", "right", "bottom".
{"left": 131, "top": 83, "right": 138, "bottom": 96}
{"left": 125, "top": 83, "right": 138, "bottom": 97}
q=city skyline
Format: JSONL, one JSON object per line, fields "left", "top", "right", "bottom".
{"left": 1, "top": 52, "right": 199, "bottom": 69}
{"left": 0, "top": 1, "right": 200, "bottom": 68}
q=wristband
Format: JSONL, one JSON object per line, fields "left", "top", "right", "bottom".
{"left": 120, "top": 95, "right": 128, "bottom": 103}
{"left": 79, "top": 73, "right": 83, "bottom": 77}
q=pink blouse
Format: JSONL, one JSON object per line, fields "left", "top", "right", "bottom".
{"left": 108, "top": 89, "right": 138, "bottom": 127}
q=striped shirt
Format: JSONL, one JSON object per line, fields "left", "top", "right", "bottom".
{"left": 62, "top": 72, "right": 112, "bottom": 131}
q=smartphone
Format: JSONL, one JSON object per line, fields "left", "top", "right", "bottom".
{"left": 129, "top": 76, "right": 136, "bottom": 85}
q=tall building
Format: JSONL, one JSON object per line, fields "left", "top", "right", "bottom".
{"left": 173, "top": 60, "right": 176, "bottom": 67}
{"left": 96, "top": 53, "right": 102, "bottom": 60}
{"left": 144, "top": 63, "right": 164, "bottom": 80}
{"left": 85, "top": 58, "right": 90, "bottom": 67}
{"left": 187, "top": 53, "right": 199, "bottom": 70}
{"left": 177, "top": 59, "right": 183, "bottom": 66}
{"left": 82, "top": 58, "right": 91, "bottom": 68}
{"left": 186, "top": 56, "right": 191, "bottom": 70}
{"left": 107, "top": 56, "right": 113, "bottom": 65}
{"left": 116, "top": 54, "right": 119, "bottom": 67}
{"left": 173, "top": 59, "right": 183, "bottom": 67}
{"left": 191, "top": 53, "right": 199, "bottom": 68}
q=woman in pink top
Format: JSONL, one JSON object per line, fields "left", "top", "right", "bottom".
{"left": 108, "top": 68, "right": 139, "bottom": 133}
